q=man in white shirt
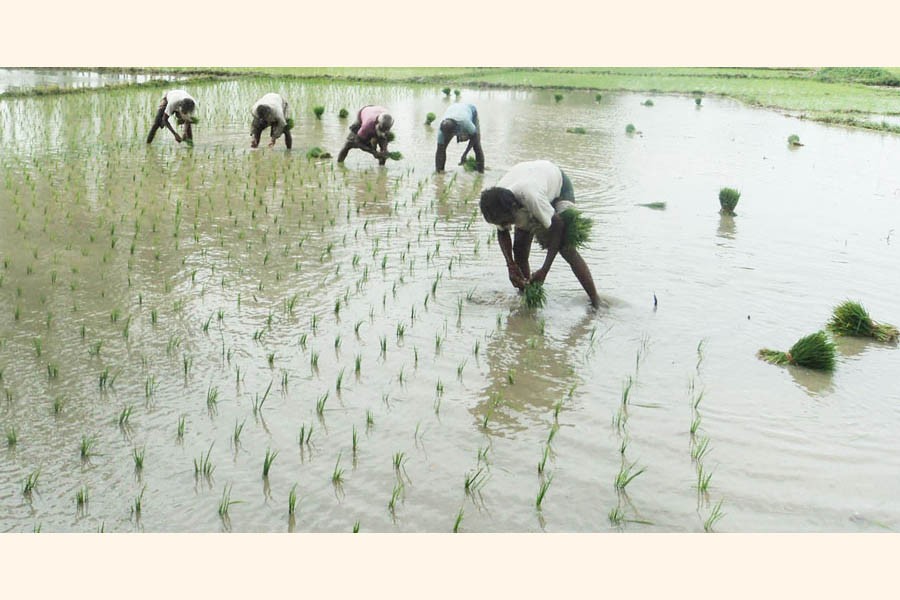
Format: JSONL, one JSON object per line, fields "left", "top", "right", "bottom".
{"left": 147, "top": 89, "right": 197, "bottom": 144}
{"left": 479, "top": 160, "right": 600, "bottom": 308}
{"left": 251, "top": 93, "right": 292, "bottom": 149}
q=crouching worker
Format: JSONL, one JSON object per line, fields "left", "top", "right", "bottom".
{"left": 479, "top": 160, "right": 600, "bottom": 308}
{"left": 147, "top": 89, "right": 197, "bottom": 144}
{"left": 251, "top": 93, "right": 293, "bottom": 149}
{"left": 337, "top": 105, "right": 394, "bottom": 165}
{"left": 436, "top": 102, "right": 484, "bottom": 173}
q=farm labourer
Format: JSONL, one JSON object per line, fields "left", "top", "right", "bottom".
{"left": 435, "top": 102, "right": 484, "bottom": 173}
{"left": 337, "top": 105, "right": 394, "bottom": 165}
{"left": 147, "top": 89, "right": 197, "bottom": 144}
{"left": 479, "top": 160, "right": 600, "bottom": 308}
{"left": 251, "top": 93, "right": 293, "bottom": 149}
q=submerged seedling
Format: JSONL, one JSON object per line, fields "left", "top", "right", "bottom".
{"left": 262, "top": 448, "right": 278, "bottom": 478}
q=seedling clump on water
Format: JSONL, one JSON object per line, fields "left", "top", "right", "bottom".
{"left": 827, "top": 300, "right": 898, "bottom": 342}
{"left": 523, "top": 282, "right": 546, "bottom": 309}
{"left": 788, "top": 134, "right": 803, "bottom": 146}
{"left": 758, "top": 331, "right": 836, "bottom": 371}
{"left": 718, "top": 187, "right": 741, "bottom": 215}
{"left": 425, "top": 112, "right": 436, "bottom": 125}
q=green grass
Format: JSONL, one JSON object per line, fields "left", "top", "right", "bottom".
{"left": 827, "top": 300, "right": 898, "bottom": 342}
{"left": 718, "top": 187, "right": 741, "bottom": 214}
{"left": 758, "top": 331, "right": 837, "bottom": 371}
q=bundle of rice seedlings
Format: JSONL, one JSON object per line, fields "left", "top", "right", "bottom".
{"left": 442, "top": 87, "right": 451, "bottom": 97}
{"left": 454, "top": 89, "right": 461, "bottom": 98}
{"left": 313, "top": 106, "right": 325, "bottom": 119}
{"left": 425, "top": 112, "right": 436, "bottom": 125}
{"left": 554, "top": 93, "right": 564, "bottom": 103}
{"left": 307, "top": 147, "right": 331, "bottom": 159}
{"left": 188, "top": 116, "right": 200, "bottom": 124}
{"left": 827, "top": 300, "right": 899, "bottom": 342}
{"left": 642, "top": 99, "right": 654, "bottom": 106}
{"left": 387, "top": 151, "right": 403, "bottom": 161}
{"left": 565, "top": 127, "right": 587, "bottom": 134}
{"left": 625, "top": 123, "right": 636, "bottom": 134}
{"left": 523, "top": 282, "right": 546, "bottom": 309}
{"left": 386, "top": 131, "right": 396, "bottom": 142}
{"left": 561, "top": 209, "right": 592, "bottom": 249}
{"left": 463, "top": 156, "right": 478, "bottom": 172}
{"left": 339, "top": 108, "right": 349, "bottom": 119}
{"left": 535, "top": 209, "right": 593, "bottom": 250}
{"left": 695, "top": 97, "right": 702, "bottom": 106}
{"left": 285, "top": 118, "right": 295, "bottom": 131}
{"left": 787, "top": 134, "right": 803, "bottom": 146}
{"left": 595, "top": 93, "right": 603, "bottom": 102}
{"left": 718, "top": 187, "right": 740, "bottom": 214}
{"left": 758, "top": 331, "right": 836, "bottom": 371}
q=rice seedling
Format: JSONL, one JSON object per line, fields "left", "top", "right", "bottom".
{"left": 262, "top": 448, "right": 278, "bottom": 478}
{"left": 704, "top": 499, "right": 726, "bottom": 532}
{"left": 194, "top": 443, "right": 215, "bottom": 478}
{"left": 696, "top": 463, "right": 714, "bottom": 493}
{"left": 52, "top": 396, "right": 65, "bottom": 415}
{"left": 288, "top": 484, "right": 298, "bottom": 516}
{"left": 313, "top": 106, "right": 325, "bottom": 120}
{"left": 827, "top": 300, "right": 898, "bottom": 342}
{"left": 625, "top": 123, "right": 636, "bottom": 134}
{"left": 177, "top": 416, "right": 186, "bottom": 440}
{"left": 387, "top": 151, "right": 403, "bottom": 161}
{"left": 218, "top": 484, "right": 241, "bottom": 518}
{"left": 442, "top": 87, "right": 451, "bottom": 97}
{"left": 316, "top": 392, "right": 328, "bottom": 416}
{"left": 366, "top": 410, "right": 375, "bottom": 428}
{"left": 690, "top": 415, "right": 702, "bottom": 437}
{"left": 332, "top": 452, "right": 344, "bottom": 485}
{"left": 310, "top": 350, "right": 319, "bottom": 369}
{"left": 464, "top": 467, "right": 488, "bottom": 495}
{"left": 614, "top": 461, "right": 646, "bottom": 491}
{"left": 339, "top": 108, "right": 349, "bottom": 119}
{"left": 691, "top": 436, "right": 710, "bottom": 462}
{"left": 206, "top": 386, "right": 219, "bottom": 410}
{"left": 388, "top": 481, "right": 404, "bottom": 514}
{"left": 118, "top": 404, "right": 133, "bottom": 428}
{"left": 298, "top": 423, "right": 314, "bottom": 446}
{"left": 536, "top": 474, "right": 553, "bottom": 509}
{"left": 88, "top": 340, "right": 102, "bottom": 356}
{"left": 453, "top": 506, "right": 464, "bottom": 532}
{"left": 642, "top": 99, "right": 654, "bottom": 106}
{"left": 133, "top": 446, "right": 145, "bottom": 471}
{"left": 566, "top": 127, "right": 587, "bottom": 134}
{"left": 553, "top": 93, "right": 564, "bottom": 103}
{"left": 23, "top": 470, "right": 40, "bottom": 495}
{"left": 537, "top": 445, "right": 550, "bottom": 475}
{"left": 638, "top": 201, "right": 667, "bottom": 210}
{"left": 425, "top": 112, "right": 436, "bottom": 125}
{"left": 229, "top": 419, "right": 245, "bottom": 448}
{"left": 788, "top": 134, "right": 803, "bottom": 146}
{"left": 393, "top": 451, "right": 406, "bottom": 471}
{"left": 80, "top": 435, "right": 97, "bottom": 460}
{"left": 695, "top": 96, "right": 702, "bottom": 106}
{"left": 6, "top": 425, "right": 18, "bottom": 448}
{"left": 718, "top": 187, "right": 741, "bottom": 215}
{"left": 595, "top": 93, "right": 603, "bottom": 102}
{"left": 75, "top": 485, "right": 89, "bottom": 509}
{"left": 758, "top": 331, "right": 836, "bottom": 371}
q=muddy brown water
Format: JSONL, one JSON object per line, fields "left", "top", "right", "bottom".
{"left": 0, "top": 77, "right": 898, "bottom": 532}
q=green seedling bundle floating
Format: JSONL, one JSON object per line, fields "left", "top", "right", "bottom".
{"left": 339, "top": 108, "right": 349, "bottom": 119}
{"left": 787, "top": 134, "right": 803, "bottom": 146}
{"left": 718, "top": 187, "right": 740, "bottom": 215}
{"left": 313, "top": 106, "right": 325, "bottom": 119}
{"left": 827, "top": 300, "right": 899, "bottom": 342}
{"left": 625, "top": 123, "right": 636, "bottom": 134}
{"left": 425, "top": 112, "right": 436, "bottom": 125}
{"left": 758, "top": 331, "right": 836, "bottom": 371}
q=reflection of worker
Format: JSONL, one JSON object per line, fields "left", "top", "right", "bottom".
{"left": 337, "top": 105, "right": 394, "bottom": 165}
{"left": 479, "top": 160, "right": 600, "bottom": 308}
{"left": 435, "top": 103, "right": 484, "bottom": 173}
{"left": 251, "top": 93, "right": 292, "bottom": 149}
{"left": 147, "top": 89, "right": 197, "bottom": 144}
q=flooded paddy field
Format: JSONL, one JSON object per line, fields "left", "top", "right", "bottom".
{"left": 0, "top": 78, "right": 898, "bottom": 532}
